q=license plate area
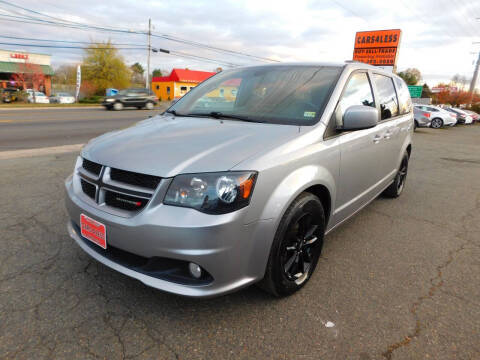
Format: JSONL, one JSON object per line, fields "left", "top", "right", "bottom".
{"left": 80, "top": 214, "right": 107, "bottom": 249}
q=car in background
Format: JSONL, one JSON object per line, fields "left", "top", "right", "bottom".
{"left": 0, "top": 88, "right": 19, "bottom": 103}
{"left": 413, "top": 104, "right": 457, "bottom": 128}
{"left": 50, "top": 92, "right": 75, "bottom": 104}
{"left": 102, "top": 88, "right": 157, "bottom": 110}
{"left": 413, "top": 106, "right": 432, "bottom": 130}
{"left": 27, "top": 91, "right": 50, "bottom": 104}
{"left": 444, "top": 108, "right": 472, "bottom": 124}
{"left": 462, "top": 109, "right": 479, "bottom": 123}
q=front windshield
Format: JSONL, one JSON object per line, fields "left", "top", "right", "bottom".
{"left": 168, "top": 65, "right": 342, "bottom": 125}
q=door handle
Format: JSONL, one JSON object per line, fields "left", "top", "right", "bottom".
{"left": 373, "top": 134, "right": 381, "bottom": 144}
{"left": 384, "top": 130, "right": 392, "bottom": 139}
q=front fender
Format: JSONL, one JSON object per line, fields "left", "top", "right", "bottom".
{"left": 259, "top": 165, "right": 335, "bottom": 224}
{"left": 243, "top": 164, "right": 337, "bottom": 278}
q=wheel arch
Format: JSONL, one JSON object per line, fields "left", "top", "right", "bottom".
{"left": 249, "top": 167, "right": 334, "bottom": 281}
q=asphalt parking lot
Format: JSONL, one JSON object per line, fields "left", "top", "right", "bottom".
{"left": 1, "top": 111, "right": 479, "bottom": 359}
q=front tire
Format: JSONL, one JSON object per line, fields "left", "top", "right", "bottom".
{"left": 113, "top": 102, "right": 124, "bottom": 111}
{"left": 382, "top": 151, "right": 409, "bottom": 198}
{"left": 259, "top": 192, "right": 325, "bottom": 297}
{"left": 431, "top": 118, "right": 443, "bottom": 128}
{"left": 145, "top": 101, "right": 154, "bottom": 110}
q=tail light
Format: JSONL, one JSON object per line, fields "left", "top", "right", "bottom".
{"left": 422, "top": 112, "right": 431, "bottom": 118}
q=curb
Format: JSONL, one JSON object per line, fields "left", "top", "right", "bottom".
{"left": 0, "top": 106, "right": 103, "bottom": 111}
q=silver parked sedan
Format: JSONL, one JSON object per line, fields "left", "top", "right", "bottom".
{"left": 65, "top": 62, "right": 413, "bottom": 298}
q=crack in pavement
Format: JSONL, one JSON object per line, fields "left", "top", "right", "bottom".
{"left": 381, "top": 194, "right": 480, "bottom": 359}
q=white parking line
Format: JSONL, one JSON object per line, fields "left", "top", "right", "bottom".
{"left": 0, "top": 143, "right": 84, "bottom": 160}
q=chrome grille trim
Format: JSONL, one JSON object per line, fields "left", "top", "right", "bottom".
{"left": 77, "top": 158, "right": 161, "bottom": 214}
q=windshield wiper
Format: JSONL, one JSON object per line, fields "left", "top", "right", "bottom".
{"left": 187, "top": 111, "right": 265, "bottom": 123}
{"left": 165, "top": 110, "right": 191, "bottom": 117}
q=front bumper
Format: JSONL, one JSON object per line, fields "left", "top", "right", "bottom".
{"left": 65, "top": 175, "right": 274, "bottom": 297}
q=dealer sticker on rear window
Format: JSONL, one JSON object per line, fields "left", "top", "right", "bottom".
{"left": 304, "top": 111, "right": 316, "bottom": 118}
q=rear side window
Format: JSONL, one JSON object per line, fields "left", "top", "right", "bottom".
{"left": 335, "top": 72, "right": 375, "bottom": 127}
{"left": 394, "top": 77, "right": 412, "bottom": 115}
{"left": 373, "top": 74, "right": 399, "bottom": 120}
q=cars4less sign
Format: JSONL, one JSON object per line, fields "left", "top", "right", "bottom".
{"left": 353, "top": 29, "right": 402, "bottom": 69}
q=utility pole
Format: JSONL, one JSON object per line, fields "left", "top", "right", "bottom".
{"left": 146, "top": 18, "right": 151, "bottom": 90}
{"left": 468, "top": 51, "right": 480, "bottom": 104}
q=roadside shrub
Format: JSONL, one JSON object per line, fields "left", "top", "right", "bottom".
{"left": 469, "top": 103, "right": 480, "bottom": 113}
{"left": 79, "top": 95, "right": 102, "bottom": 104}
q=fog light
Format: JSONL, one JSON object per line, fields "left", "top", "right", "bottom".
{"left": 188, "top": 262, "right": 202, "bottom": 279}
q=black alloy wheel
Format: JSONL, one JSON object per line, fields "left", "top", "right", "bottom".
{"left": 382, "top": 151, "right": 409, "bottom": 198}
{"left": 259, "top": 192, "right": 325, "bottom": 296}
{"left": 282, "top": 213, "right": 320, "bottom": 285}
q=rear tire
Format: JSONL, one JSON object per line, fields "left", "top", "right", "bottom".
{"left": 430, "top": 118, "right": 443, "bottom": 128}
{"left": 382, "top": 151, "right": 409, "bottom": 198}
{"left": 258, "top": 192, "right": 325, "bottom": 297}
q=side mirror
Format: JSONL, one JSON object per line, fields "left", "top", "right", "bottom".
{"left": 342, "top": 105, "right": 378, "bottom": 130}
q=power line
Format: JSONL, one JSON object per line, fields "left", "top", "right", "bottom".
{"left": 155, "top": 47, "right": 240, "bottom": 67}
{"left": 0, "top": 1, "right": 278, "bottom": 63}
{"left": 151, "top": 34, "right": 279, "bottom": 63}
{"left": 0, "top": 41, "right": 146, "bottom": 50}
{"left": 0, "top": 34, "right": 146, "bottom": 47}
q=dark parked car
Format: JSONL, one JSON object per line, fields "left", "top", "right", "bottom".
{"left": 102, "top": 88, "right": 157, "bottom": 110}
{"left": 1, "top": 88, "right": 19, "bottom": 103}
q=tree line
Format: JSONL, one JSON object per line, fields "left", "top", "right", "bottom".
{"left": 53, "top": 41, "right": 165, "bottom": 98}
{"left": 397, "top": 68, "right": 479, "bottom": 107}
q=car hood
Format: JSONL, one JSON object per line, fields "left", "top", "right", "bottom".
{"left": 81, "top": 115, "right": 300, "bottom": 177}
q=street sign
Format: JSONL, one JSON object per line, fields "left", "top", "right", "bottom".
{"left": 408, "top": 85, "right": 423, "bottom": 98}
{"left": 353, "top": 29, "right": 402, "bottom": 70}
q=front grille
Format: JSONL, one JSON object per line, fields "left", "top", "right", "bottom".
{"left": 78, "top": 161, "right": 160, "bottom": 213}
{"left": 82, "top": 158, "right": 102, "bottom": 176}
{"left": 110, "top": 168, "right": 161, "bottom": 189}
{"left": 80, "top": 179, "right": 96, "bottom": 200}
{"left": 104, "top": 191, "right": 149, "bottom": 211}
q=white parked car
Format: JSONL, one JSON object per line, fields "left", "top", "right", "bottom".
{"left": 445, "top": 108, "right": 473, "bottom": 125}
{"left": 414, "top": 104, "right": 457, "bottom": 128}
{"left": 50, "top": 92, "right": 75, "bottom": 104}
{"left": 27, "top": 91, "right": 50, "bottom": 104}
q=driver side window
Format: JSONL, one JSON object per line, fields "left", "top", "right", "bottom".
{"left": 335, "top": 72, "right": 375, "bottom": 128}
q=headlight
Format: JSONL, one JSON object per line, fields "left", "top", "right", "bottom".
{"left": 164, "top": 172, "right": 257, "bottom": 214}
{"left": 106, "top": 98, "right": 115, "bottom": 102}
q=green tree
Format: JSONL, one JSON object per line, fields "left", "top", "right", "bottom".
{"left": 422, "top": 83, "right": 433, "bottom": 98}
{"left": 397, "top": 68, "right": 422, "bottom": 85}
{"left": 82, "top": 41, "right": 131, "bottom": 94}
{"left": 152, "top": 68, "right": 162, "bottom": 77}
{"left": 131, "top": 62, "right": 145, "bottom": 86}
{"left": 53, "top": 64, "right": 77, "bottom": 85}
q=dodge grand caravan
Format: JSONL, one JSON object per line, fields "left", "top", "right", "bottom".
{"left": 65, "top": 62, "right": 413, "bottom": 298}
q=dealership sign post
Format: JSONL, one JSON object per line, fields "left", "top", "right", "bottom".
{"left": 75, "top": 65, "right": 81, "bottom": 103}
{"left": 353, "top": 29, "right": 402, "bottom": 72}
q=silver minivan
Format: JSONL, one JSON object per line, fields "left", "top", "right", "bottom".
{"left": 65, "top": 62, "right": 413, "bottom": 298}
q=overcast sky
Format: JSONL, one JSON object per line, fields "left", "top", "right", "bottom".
{"left": 0, "top": 0, "right": 479, "bottom": 87}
